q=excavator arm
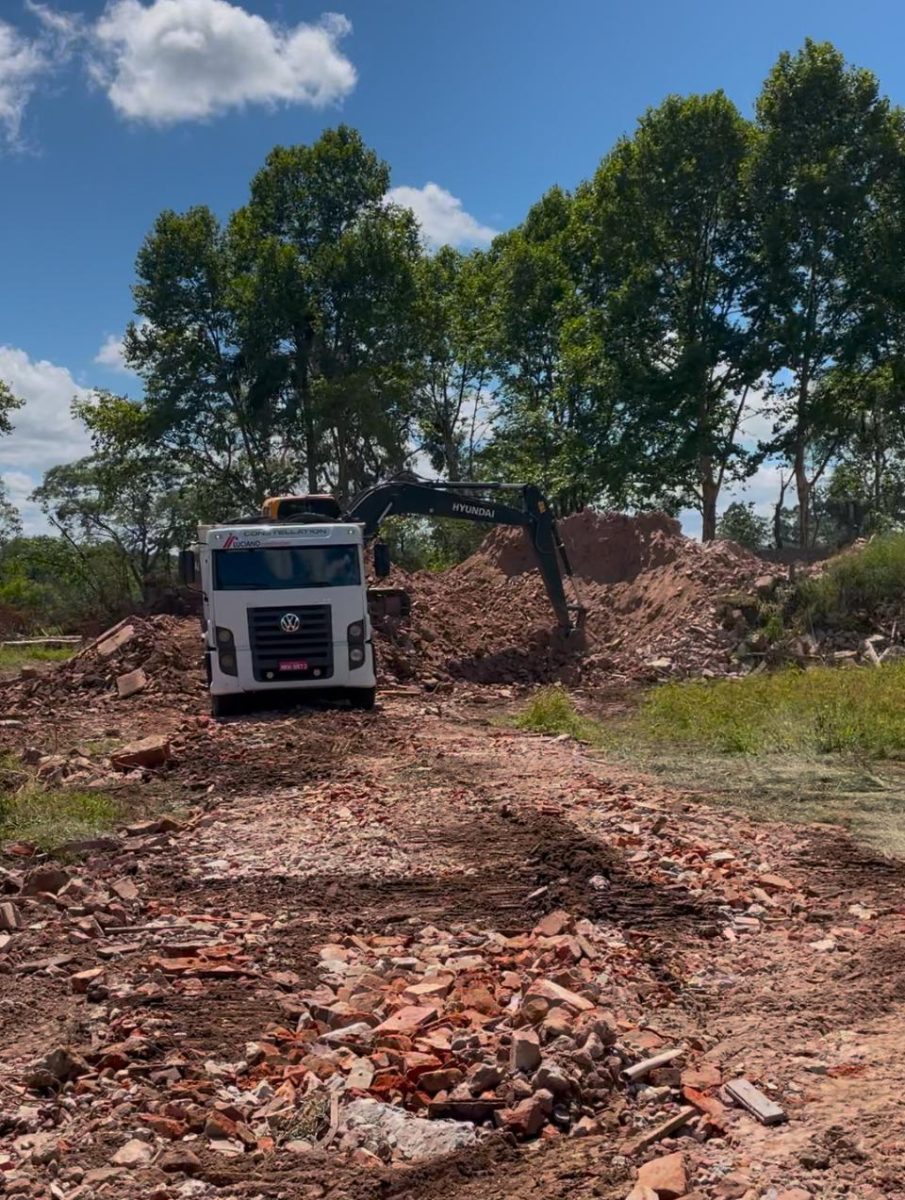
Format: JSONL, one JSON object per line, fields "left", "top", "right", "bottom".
{"left": 344, "top": 479, "right": 585, "bottom": 634}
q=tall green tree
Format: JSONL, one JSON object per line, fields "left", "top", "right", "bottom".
{"left": 239, "top": 125, "right": 422, "bottom": 500}
{"left": 126, "top": 127, "right": 423, "bottom": 508}
{"left": 580, "top": 91, "right": 764, "bottom": 539}
{"left": 749, "top": 40, "right": 900, "bottom": 547}
{"left": 412, "top": 246, "right": 492, "bottom": 480}
{"left": 482, "top": 188, "right": 610, "bottom": 512}
{"left": 126, "top": 206, "right": 290, "bottom": 511}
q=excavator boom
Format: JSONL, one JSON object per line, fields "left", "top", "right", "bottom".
{"left": 267, "top": 478, "right": 585, "bottom": 634}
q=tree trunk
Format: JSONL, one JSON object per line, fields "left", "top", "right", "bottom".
{"left": 701, "top": 478, "right": 719, "bottom": 542}
{"left": 794, "top": 446, "right": 809, "bottom": 549}
{"left": 443, "top": 428, "right": 461, "bottom": 481}
{"left": 294, "top": 321, "right": 318, "bottom": 494}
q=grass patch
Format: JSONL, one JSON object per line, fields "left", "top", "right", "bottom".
{"left": 794, "top": 533, "right": 905, "bottom": 627}
{"left": 0, "top": 777, "right": 121, "bottom": 852}
{"left": 630, "top": 661, "right": 905, "bottom": 758}
{"left": 0, "top": 644, "right": 73, "bottom": 672}
{"left": 587, "top": 663, "right": 905, "bottom": 857}
{"left": 514, "top": 686, "right": 602, "bottom": 742}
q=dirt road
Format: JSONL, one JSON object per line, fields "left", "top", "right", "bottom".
{"left": 1, "top": 692, "right": 904, "bottom": 1199}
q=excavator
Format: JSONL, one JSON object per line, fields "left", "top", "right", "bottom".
{"left": 187, "top": 476, "right": 584, "bottom": 714}
{"left": 262, "top": 476, "right": 586, "bottom": 635}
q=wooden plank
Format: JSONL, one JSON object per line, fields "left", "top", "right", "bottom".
{"left": 0, "top": 637, "right": 82, "bottom": 647}
{"left": 72, "top": 618, "right": 130, "bottom": 660}
{"left": 725, "top": 1077, "right": 787, "bottom": 1126}
{"left": 623, "top": 1047, "right": 684, "bottom": 1083}
{"left": 625, "top": 1105, "right": 697, "bottom": 1154}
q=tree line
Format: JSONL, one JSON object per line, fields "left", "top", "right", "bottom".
{"left": 4, "top": 38, "right": 905, "bottom": 624}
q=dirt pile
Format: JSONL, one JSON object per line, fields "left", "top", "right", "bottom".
{"left": 375, "top": 511, "right": 766, "bottom": 686}
{"left": 1, "top": 616, "right": 204, "bottom": 713}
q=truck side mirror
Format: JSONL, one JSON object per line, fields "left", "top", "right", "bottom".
{"left": 178, "top": 549, "right": 197, "bottom": 585}
{"left": 374, "top": 542, "right": 391, "bottom": 579}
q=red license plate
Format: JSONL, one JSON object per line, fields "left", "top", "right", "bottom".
{"left": 278, "top": 659, "right": 309, "bottom": 671}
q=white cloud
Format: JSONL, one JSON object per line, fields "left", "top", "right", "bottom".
{"left": 94, "top": 331, "right": 129, "bottom": 371}
{"left": 89, "top": 0, "right": 356, "bottom": 124}
{"left": 0, "top": 10, "right": 59, "bottom": 147}
{"left": 0, "top": 4, "right": 81, "bottom": 149}
{"left": 387, "top": 183, "right": 498, "bottom": 249}
{"left": 0, "top": 346, "right": 91, "bottom": 480}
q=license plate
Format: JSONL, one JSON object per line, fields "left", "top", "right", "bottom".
{"left": 278, "top": 659, "right": 309, "bottom": 671}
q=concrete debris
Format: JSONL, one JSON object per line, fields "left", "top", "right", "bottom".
{"left": 342, "top": 1098, "right": 478, "bottom": 1162}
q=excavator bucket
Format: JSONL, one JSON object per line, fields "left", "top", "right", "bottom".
{"left": 367, "top": 586, "right": 412, "bottom": 621}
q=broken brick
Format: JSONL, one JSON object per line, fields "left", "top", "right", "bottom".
{"left": 112, "top": 735, "right": 171, "bottom": 770}
{"left": 636, "top": 1151, "right": 687, "bottom": 1199}
{"left": 534, "top": 909, "right": 572, "bottom": 937}
{"left": 375, "top": 1004, "right": 438, "bottom": 1034}
{"left": 116, "top": 668, "right": 148, "bottom": 699}
{"left": 510, "top": 1029, "right": 542, "bottom": 1074}
{"left": 22, "top": 864, "right": 70, "bottom": 896}
{"left": 526, "top": 978, "right": 593, "bottom": 1012}
{"left": 97, "top": 624, "right": 136, "bottom": 657}
{"left": 70, "top": 967, "right": 104, "bottom": 995}
{"left": 503, "top": 1090, "right": 553, "bottom": 1139}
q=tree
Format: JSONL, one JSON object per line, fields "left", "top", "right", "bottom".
{"left": 126, "top": 206, "right": 290, "bottom": 511}
{"left": 239, "top": 125, "right": 423, "bottom": 500}
{"left": 817, "top": 367, "right": 905, "bottom": 538}
{"left": 580, "top": 92, "right": 765, "bottom": 538}
{"left": 0, "top": 379, "right": 23, "bottom": 542}
{"left": 126, "top": 127, "right": 423, "bottom": 508}
{"left": 33, "top": 392, "right": 194, "bottom": 599}
{"left": 412, "top": 247, "right": 492, "bottom": 480}
{"left": 748, "top": 40, "right": 900, "bottom": 547}
{"left": 0, "top": 536, "right": 135, "bottom": 629}
{"left": 481, "top": 188, "right": 610, "bottom": 513}
{"left": 716, "top": 501, "right": 770, "bottom": 549}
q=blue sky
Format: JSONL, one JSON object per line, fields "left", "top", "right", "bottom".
{"left": 1, "top": 0, "right": 903, "bottom": 531}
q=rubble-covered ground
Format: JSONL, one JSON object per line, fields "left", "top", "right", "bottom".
{"left": 1, "top": 671, "right": 904, "bottom": 1200}
{"left": 1, "top": 515, "right": 903, "bottom": 1199}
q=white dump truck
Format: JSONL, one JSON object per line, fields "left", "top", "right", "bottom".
{"left": 187, "top": 518, "right": 377, "bottom": 717}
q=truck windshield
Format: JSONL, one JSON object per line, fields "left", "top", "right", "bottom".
{"left": 213, "top": 545, "right": 361, "bottom": 590}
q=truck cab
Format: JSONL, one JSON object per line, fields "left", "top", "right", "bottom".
{"left": 194, "top": 520, "right": 376, "bottom": 716}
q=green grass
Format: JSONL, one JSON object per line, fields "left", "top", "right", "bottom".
{"left": 0, "top": 644, "right": 73, "bottom": 671}
{"left": 514, "top": 686, "right": 602, "bottom": 742}
{"left": 794, "top": 533, "right": 905, "bottom": 627}
{"left": 0, "top": 771, "right": 121, "bottom": 852}
{"left": 631, "top": 661, "right": 905, "bottom": 757}
{"left": 570, "top": 662, "right": 905, "bottom": 857}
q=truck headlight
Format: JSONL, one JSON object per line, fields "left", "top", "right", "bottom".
{"left": 216, "top": 627, "right": 237, "bottom": 676}
{"left": 350, "top": 646, "right": 365, "bottom": 665}
{"left": 347, "top": 621, "right": 364, "bottom": 642}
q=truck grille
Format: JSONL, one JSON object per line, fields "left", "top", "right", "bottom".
{"left": 248, "top": 605, "right": 333, "bottom": 682}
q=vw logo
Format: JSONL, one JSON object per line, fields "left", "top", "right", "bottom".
{"left": 279, "top": 612, "right": 300, "bottom": 634}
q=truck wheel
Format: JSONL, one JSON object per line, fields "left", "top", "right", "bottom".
{"left": 211, "top": 693, "right": 241, "bottom": 719}
{"left": 348, "top": 687, "right": 377, "bottom": 711}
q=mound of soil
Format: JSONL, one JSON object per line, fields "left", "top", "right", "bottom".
{"left": 374, "top": 511, "right": 765, "bottom": 686}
